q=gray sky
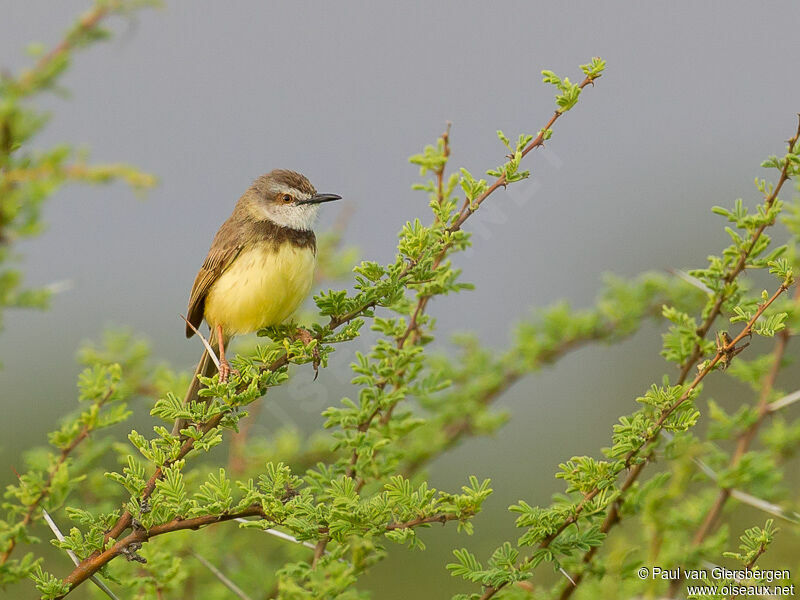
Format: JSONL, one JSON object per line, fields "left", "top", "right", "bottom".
{"left": 2, "top": 2, "right": 800, "bottom": 598}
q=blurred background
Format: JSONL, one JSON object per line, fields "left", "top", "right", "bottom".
{"left": 2, "top": 1, "right": 800, "bottom": 598}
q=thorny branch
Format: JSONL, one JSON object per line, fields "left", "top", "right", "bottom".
{"left": 402, "top": 309, "right": 666, "bottom": 477}
{"left": 59, "top": 504, "right": 461, "bottom": 594}
{"left": 60, "top": 72, "right": 603, "bottom": 595}
{"left": 348, "top": 74, "right": 603, "bottom": 486}
{"left": 0, "top": 388, "right": 115, "bottom": 566}
{"left": 479, "top": 277, "right": 793, "bottom": 600}
{"left": 555, "top": 117, "right": 800, "bottom": 600}
{"left": 664, "top": 283, "right": 800, "bottom": 597}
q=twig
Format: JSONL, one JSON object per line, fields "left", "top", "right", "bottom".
{"left": 12, "top": 1, "right": 123, "bottom": 96}
{"left": 482, "top": 279, "right": 792, "bottom": 600}
{"left": 312, "top": 537, "right": 328, "bottom": 568}
{"left": 191, "top": 552, "right": 253, "bottom": 600}
{"left": 383, "top": 77, "right": 602, "bottom": 416}
{"left": 556, "top": 117, "right": 800, "bottom": 600}
{"left": 676, "top": 118, "right": 800, "bottom": 383}
{"left": 728, "top": 543, "right": 770, "bottom": 600}
{"left": 450, "top": 77, "right": 596, "bottom": 235}
{"left": 435, "top": 123, "right": 451, "bottom": 209}
{"left": 3, "top": 163, "right": 155, "bottom": 188}
{"left": 0, "top": 388, "right": 115, "bottom": 566}
{"left": 699, "top": 560, "right": 779, "bottom": 600}
{"left": 41, "top": 508, "right": 121, "bottom": 600}
{"left": 58, "top": 497, "right": 461, "bottom": 596}
{"left": 355, "top": 75, "right": 604, "bottom": 480}
{"left": 665, "top": 283, "right": 800, "bottom": 597}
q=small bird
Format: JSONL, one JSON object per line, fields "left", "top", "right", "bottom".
{"left": 178, "top": 170, "right": 340, "bottom": 430}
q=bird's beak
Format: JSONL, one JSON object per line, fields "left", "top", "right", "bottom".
{"left": 297, "top": 193, "right": 342, "bottom": 205}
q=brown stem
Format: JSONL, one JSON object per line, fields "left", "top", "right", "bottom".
{"left": 449, "top": 78, "right": 596, "bottom": 235}
{"left": 402, "top": 320, "right": 636, "bottom": 477}
{"left": 727, "top": 544, "right": 769, "bottom": 600}
{"left": 481, "top": 280, "right": 791, "bottom": 600}
{"left": 434, "top": 124, "right": 451, "bottom": 213}
{"left": 63, "top": 70, "right": 605, "bottom": 596}
{"left": 0, "top": 388, "right": 114, "bottom": 566}
{"left": 666, "top": 284, "right": 798, "bottom": 597}
{"left": 14, "top": 4, "right": 111, "bottom": 96}
{"left": 676, "top": 118, "right": 800, "bottom": 383}
{"left": 385, "top": 513, "right": 459, "bottom": 529}
{"left": 312, "top": 536, "right": 328, "bottom": 568}
{"left": 89, "top": 274, "right": 402, "bottom": 574}
{"left": 59, "top": 503, "right": 461, "bottom": 597}
{"left": 556, "top": 118, "right": 800, "bottom": 600}
{"left": 353, "top": 78, "right": 604, "bottom": 483}
{"left": 62, "top": 506, "right": 267, "bottom": 592}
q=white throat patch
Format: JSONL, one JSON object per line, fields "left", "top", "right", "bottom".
{"left": 262, "top": 201, "right": 319, "bottom": 231}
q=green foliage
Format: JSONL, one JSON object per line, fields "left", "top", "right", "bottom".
{"left": 540, "top": 58, "right": 603, "bottom": 114}
{"left": 723, "top": 520, "right": 777, "bottom": 566}
{"left": 1, "top": 45, "right": 616, "bottom": 598}
{"left": 446, "top": 120, "right": 800, "bottom": 599}
{"left": 541, "top": 71, "right": 582, "bottom": 113}
{"left": 30, "top": 565, "right": 70, "bottom": 599}
{"left": 486, "top": 131, "right": 532, "bottom": 183}
{"left": 0, "top": 0, "right": 157, "bottom": 342}
{"left": 3, "top": 12, "right": 799, "bottom": 600}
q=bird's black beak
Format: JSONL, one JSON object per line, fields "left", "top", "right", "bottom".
{"left": 297, "top": 193, "right": 341, "bottom": 205}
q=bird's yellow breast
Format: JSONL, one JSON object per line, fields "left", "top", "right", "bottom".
{"left": 203, "top": 242, "right": 315, "bottom": 336}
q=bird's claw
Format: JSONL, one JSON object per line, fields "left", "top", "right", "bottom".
{"left": 218, "top": 358, "right": 238, "bottom": 383}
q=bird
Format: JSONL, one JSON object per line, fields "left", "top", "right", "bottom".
{"left": 177, "top": 170, "right": 340, "bottom": 434}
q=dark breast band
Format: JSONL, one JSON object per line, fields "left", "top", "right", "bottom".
{"left": 250, "top": 219, "right": 317, "bottom": 254}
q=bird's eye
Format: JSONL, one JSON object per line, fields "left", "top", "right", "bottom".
{"left": 281, "top": 194, "right": 293, "bottom": 203}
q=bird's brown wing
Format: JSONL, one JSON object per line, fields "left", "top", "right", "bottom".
{"left": 185, "top": 220, "right": 244, "bottom": 338}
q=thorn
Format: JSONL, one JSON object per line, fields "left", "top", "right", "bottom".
{"left": 192, "top": 552, "right": 254, "bottom": 600}
{"left": 559, "top": 567, "right": 577, "bottom": 586}
{"left": 180, "top": 314, "right": 220, "bottom": 370}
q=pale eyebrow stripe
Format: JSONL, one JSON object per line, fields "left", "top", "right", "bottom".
{"left": 274, "top": 184, "right": 311, "bottom": 201}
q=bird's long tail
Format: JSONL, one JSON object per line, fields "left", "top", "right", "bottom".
{"left": 171, "top": 329, "right": 226, "bottom": 436}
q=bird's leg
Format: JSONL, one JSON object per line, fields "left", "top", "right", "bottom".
{"left": 294, "top": 326, "right": 321, "bottom": 379}
{"left": 216, "top": 323, "right": 232, "bottom": 382}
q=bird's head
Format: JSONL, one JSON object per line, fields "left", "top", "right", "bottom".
{"left": 243, "top": 169, "right": 341, "bottom": 231}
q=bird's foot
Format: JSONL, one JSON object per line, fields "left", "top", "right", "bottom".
{"left": 218, "top": 358, "right": 237, "bottom": 383}
{"left": 294, "top": 327, "right": 321, "bottom": 379}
